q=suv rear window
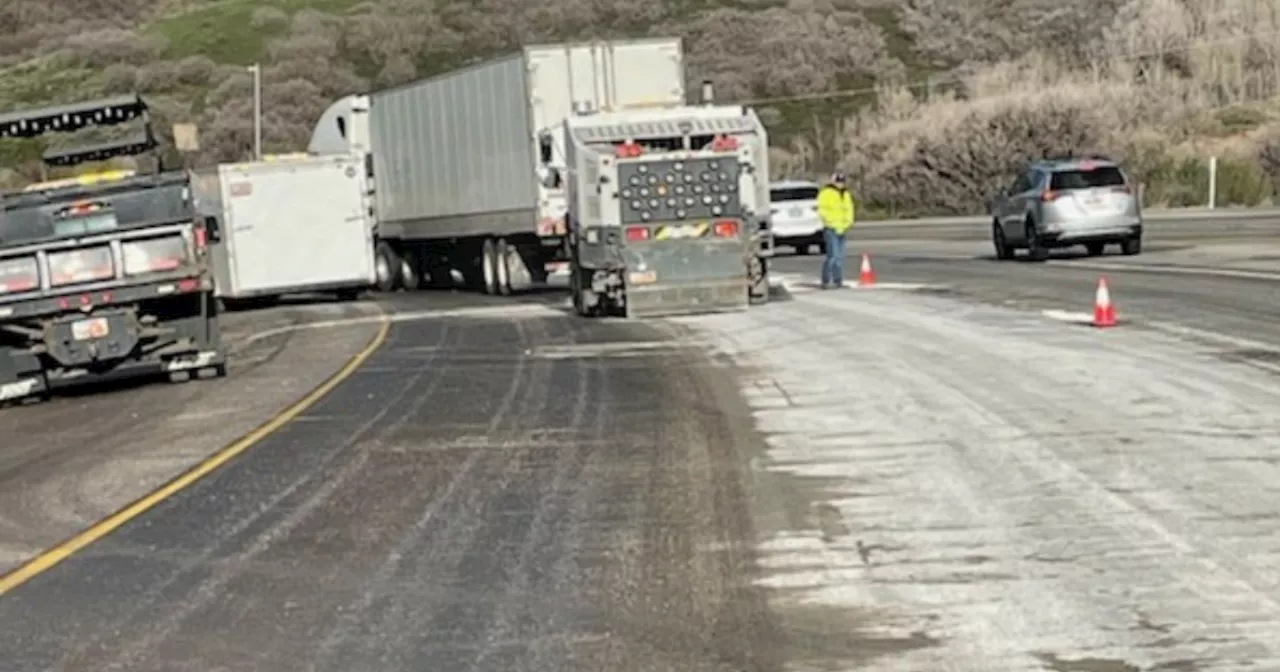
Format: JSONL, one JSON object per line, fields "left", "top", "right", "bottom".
{"left": 771, "top": 187, "right": 819, "bottom": 202}
{"left": 1050, "top": 167, "right": 1126, "bottom": 190}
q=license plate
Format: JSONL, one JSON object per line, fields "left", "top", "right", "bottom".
{"left": 628, "top": 270, "right": 657, "bottom": 285}
{"left": 72, "top": 317, "right": 109, "bottom": 340}
{"left": 788, "top": 207, "right": 803, "bottom": 217}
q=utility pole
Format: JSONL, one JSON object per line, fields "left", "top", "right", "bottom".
{"left": 248, "top": 63, "right": 262, "bottom": 160}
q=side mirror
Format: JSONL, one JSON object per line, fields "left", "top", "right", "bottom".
{"left": 538, "top": 133, "right": 553, "bottom": 165}
{"left": 203, "top": 215, "right": 221, "bottom": 243}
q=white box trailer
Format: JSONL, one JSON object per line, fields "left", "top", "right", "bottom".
{"left": 191, "top": 154, "right": 374, "bottom": 306}
{"left": 307, "top": 37, "right": 689, "bottom": 295}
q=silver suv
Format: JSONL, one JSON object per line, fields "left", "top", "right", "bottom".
{"left": 990, "top": 155, "right": 1142, "bottom": 261}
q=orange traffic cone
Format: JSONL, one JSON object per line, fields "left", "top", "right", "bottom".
{"left": 857, "top": 253, "right": 876, "bottom": 286}
{"left": 1092, "top": 276, "right": 1116, "bottom": 327}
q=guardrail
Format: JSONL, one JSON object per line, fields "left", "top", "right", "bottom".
{"left": 856, "top": 207, "right": 1280, "bottom": 229}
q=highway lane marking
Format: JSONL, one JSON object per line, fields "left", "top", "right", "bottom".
{"left": 241, "top": 302, "right": 560, "bottom": 346}
{"left": 0, "top": 311, "right": 392, "bottom": 597}
{"left": 771, "top": 273, "right": 949, "bottom": 294}
{"left": 1144, "top": 321, "right": 1280, "bottom": 376}
{"left": 1045, "top": 259, "right": 1280, "bottom": 281}
{"left": 1041, "top": 309, "right": 1097, "bottom": 325}
{"left": 1037, "top": 308, "right": 1280, "bottom": 375}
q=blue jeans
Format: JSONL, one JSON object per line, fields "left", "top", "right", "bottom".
{"left": 822, "top": 228, "right": 846, "bottom": 286}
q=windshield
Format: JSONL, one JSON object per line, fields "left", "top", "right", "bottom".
{"left": 771, "top": 186, "right": 819, "bottom": 202}
{"left": 52, "top": 212, "right": 119, "bottom": 237}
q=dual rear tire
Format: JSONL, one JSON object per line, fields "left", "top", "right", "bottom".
{"left": 481, "top": 237, "right": 512, "bottom": 295}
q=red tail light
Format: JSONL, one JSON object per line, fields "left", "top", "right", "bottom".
{"left": 713, "top": 219, "right": 739, "bottom": 237}
{"left": 711, "top": 135, "right": 738, "bottom": 151}
{"left": 615, "top": 142, "right": 643, "bottom": 158}
{"left": 194, "top": 226, "right": 207, "bottom": 250}
{"left": 625, "top": 226, "right": 650, "bottom": 242}
{"left": 1040, "top": 190, "right": 1060, "bottom": 202}
{"left": 0, "top": 280, "right": 36, "bottom": 292}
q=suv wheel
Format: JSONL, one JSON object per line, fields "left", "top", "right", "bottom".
{"left": 1121, "top": 236, "right": 1142, "bottom": 256}
{"left": 1085, "top": 242, "right": 1106, "bottom": 256}
{"left": 992, "top": 222, "right": 1013, "bottom": 260}
{"left": 1025, "top": 221, "right": 1049, "bottom": 261}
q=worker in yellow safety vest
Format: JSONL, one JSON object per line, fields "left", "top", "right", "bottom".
{"left": 816, "top": 172, "right": 855, "bottom": 289}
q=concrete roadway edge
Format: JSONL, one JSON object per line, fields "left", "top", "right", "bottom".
{"left": 0, "top": 309, "right": 393, "bottom": 596}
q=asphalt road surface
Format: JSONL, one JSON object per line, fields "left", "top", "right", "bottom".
{"left": 0, "top": 302, "right": 787, "bottom": 672}
{"left": 0, "top": 300, "right": 383, "bottom": 574}
{"left": 4, "top": 217, "right": 1280, "bottom": 671}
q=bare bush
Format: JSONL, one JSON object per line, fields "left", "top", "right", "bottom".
{"left": 250, "top": 7, "right": 289, "bottom": 31}
{"left": 62, "top": 28, "right": 164, "bottom": 67}
{"left": 134, "top": 61, "right": 181, "bottom": 92}
{"left": 821, "top": 0, "right": 1280, "bottom": 214}
{"left": 175, "top": 55, "right": 216, "bottom": 86}
{"left": 847, "top": 78, "right": 1120, "bottom": 215}
{"left": 6, "top": 0, "right": 1280, "bottom": 214}
{"left": 675, "top": 0, "right": 900, "bottom": 101}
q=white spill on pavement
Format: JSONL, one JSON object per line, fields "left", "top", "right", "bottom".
{"left": 673, "top": 287, "right": 1280, "bottom": 671}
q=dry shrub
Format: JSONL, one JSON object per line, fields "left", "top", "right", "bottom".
{"left": 835, "top": 0, "right": 1280, "bottom": 215}
{"left": 849, "top": 75, "right": 1125, "bottom": 215}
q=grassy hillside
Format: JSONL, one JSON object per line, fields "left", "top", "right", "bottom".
{"left": 4, "top": 0, "right": 1280, "bottom": 216}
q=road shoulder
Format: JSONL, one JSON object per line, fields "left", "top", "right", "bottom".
{"left": 0, "top": 301, "right": 384, "bottom": 576}
{"left": 675, "top": 286, "right": 1280, "bottom": 669}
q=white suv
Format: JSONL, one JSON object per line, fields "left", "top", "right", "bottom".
{"left": 768, "top": 180, "right": 825, "bottom": 255}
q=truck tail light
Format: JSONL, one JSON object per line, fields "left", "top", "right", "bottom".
{"left": 713, "top": 219, "right": 739, "bottom": 237}
{"left": 1040, "top": 190, "right": 1061, "bottom": 202}
{"left": 615, "top": 141, "right": 643, "bottom": 158}
{"left": 711, "top": 135, "right": 738, "bottom": 151}
{"left": 193, "top": 226, "right": 207, "bottom": 250}
{"left": 625, "top": 226, "right": 650, "bottom": 241}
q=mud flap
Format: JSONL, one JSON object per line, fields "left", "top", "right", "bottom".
{"left": 0, "top": 348, "right": 48, "bottom": 403}
{"left": 624, "top": 278, "right": 749, "bottom": 318}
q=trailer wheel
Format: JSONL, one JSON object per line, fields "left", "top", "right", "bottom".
{"left": 375, "top": 241, "right": 400, "bottom": 292}
{"left": 495, "top": 237, "right": 513, "bottom": 296}
{"left": 399, "top": 252, "right": 421, "bottom": 291}
{"left": 570, "top": 265, "right": 585, "bottom": 315}
{"left": 748, "top": 255, "right": 769, "bottom": 305}
{"left": 481, "top": 238, "right": 498, "bottom": 295}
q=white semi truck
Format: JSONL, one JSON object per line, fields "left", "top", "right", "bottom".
{"left": 307, "top": 37, "right": 688, "bottom": 295}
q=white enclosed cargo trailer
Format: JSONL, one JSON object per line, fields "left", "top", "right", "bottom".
{"left": 192, "top": 155, "right": 374, "bottom": 307}
{"left": 307, "top": 37, "right": 688, "bottom": 295}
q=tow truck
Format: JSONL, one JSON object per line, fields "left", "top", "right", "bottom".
{"left": 0, "top": 94, "right": 225, "bottom": 404}
{"left": 564, "top": 88, "right": 773, "bottom": 318}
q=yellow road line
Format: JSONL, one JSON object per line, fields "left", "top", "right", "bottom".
{"left": 0, "top": 313, "right": 392, "bottom": 596}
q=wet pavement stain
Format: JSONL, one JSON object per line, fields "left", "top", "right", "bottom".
{"left": 772, "top": 601, "right": 942, "bottom": 670}
{"left": 1217, "top": 347, "right": 1280, "bottom": 365}
{"left": 1035, "top": 652, "right": 1141, "bottom": 671}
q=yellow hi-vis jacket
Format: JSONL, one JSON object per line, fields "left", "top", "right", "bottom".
{"left": 816, "top": 185, "right": 855, "bottom": 235}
